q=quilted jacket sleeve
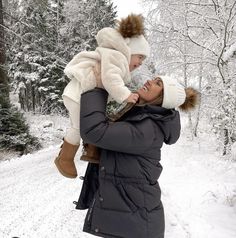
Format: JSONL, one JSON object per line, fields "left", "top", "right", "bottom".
{"left": 80, "top": 88, "right": 159, "bottom": 155}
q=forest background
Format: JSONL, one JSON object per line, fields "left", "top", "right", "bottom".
{"left": 0, "top": 0, "right": 235, "bottom": 158}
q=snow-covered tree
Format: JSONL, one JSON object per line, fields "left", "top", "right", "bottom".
{"left": 60, "top": 0, "right": 117, "bottom": 60}
{"left": 184, "top": 0, "right": 236, "bottom": 155}
{"left": 0, "top": 0, "right": 9, "bottom": 107}
{"left": 142, "top": 0, "right": 236, "bottom": 155}
{"left": 7, "top": 0, "right": 67, "bottom": 113}
{"left": 0, "top": 0, "right": 40, "bottom": 154}
{"left": 7, "top": 0, "right": 116, "bottom": 114}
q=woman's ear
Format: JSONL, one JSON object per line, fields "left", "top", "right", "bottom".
{"left": 179, "top": 87, "right": 199, "bottom": 111}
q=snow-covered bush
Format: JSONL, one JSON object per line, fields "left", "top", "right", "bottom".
{"left": 0, "top": 105, "right": 41, "bottom": 154}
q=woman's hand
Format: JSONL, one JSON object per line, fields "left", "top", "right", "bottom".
{"left": 93, "top": 62, "right": 104, "bottom": 88}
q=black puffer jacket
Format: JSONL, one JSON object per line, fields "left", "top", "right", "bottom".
{"left": 77, "top": 88, "right": 181, "bottom": 238}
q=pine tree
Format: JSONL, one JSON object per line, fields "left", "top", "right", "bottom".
{"left": 60, "top": 0, "right": 118, "bottom": 114}
{"left": 8, "top": 0, "right": 117, "bottom": 114}
{"left": 83, "top": 0, "right": 117, "bottom": 50}
{"left": 60, "top": 0, "right": 117, "bottom": 60}
{"left": 8, "top": 0, "right": 67, "bottom": 113}
{"left": 0, "top": 0, "right": 9, "bottom": 107}
{"left": 0, "top": 0, "right": 40, "bottom": 154}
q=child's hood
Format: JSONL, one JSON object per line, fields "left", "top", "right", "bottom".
{"left": 96, "top": 28, "right": 131, "bottom": 63}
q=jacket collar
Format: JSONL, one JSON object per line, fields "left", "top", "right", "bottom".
{"left": 108, "top": 101, "right": 180, "bottom": 145}
{"left": 109, "top": 101, "right": 176, "bottom": 122}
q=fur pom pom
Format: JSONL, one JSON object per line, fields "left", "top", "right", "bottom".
{"left": 117, "top": 14, "right": 145, "bottom": 38}
{"left": 179, "top": 87, "right": 199, "bottom": 111}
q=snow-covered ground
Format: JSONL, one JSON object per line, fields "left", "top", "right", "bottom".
{"left": 0, "top": 113, "right": 236, "bottom": 238}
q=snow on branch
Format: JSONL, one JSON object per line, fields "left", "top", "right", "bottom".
{"left": 222, "top": 42, "right": 236, "bottom": 61}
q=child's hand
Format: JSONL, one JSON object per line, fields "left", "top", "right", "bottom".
{"left": 125, "top": 93, "right": 139, "bottom": 103}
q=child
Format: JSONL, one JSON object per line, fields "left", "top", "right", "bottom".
{"left": 54, "top": 14, "right": 150, "bottom": 178}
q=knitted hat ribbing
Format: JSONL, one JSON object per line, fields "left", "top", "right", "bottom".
{"left": 160, "top": 76, "right": 186, "bottom": 109}
{"left": 127, "top": 35, "right": 150, "bottom": 57}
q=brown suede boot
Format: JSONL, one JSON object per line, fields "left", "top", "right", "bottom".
{"left": 80, "top": 143, "right": 100, "bottom": 164}
{"left": 54, "top": 139, "right": 79, "bottom": 178}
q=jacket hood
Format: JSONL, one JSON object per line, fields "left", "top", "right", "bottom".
{"left": 111, "top": 104, "right": 181, "bottom": 145}
{"left": 96, "top": 27, "right": 131, "bottom": 63}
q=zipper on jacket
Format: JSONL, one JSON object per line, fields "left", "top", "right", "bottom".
{"left": 87, "top": 197, "right": 96, "bottom": 222}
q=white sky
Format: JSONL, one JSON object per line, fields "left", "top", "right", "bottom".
{"left": 112, "top": 0, "right": 143, "bottom": 18}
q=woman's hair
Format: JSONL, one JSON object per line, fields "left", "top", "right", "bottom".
{"left": 150, "top": 91, "right": 163, "bottom": 106}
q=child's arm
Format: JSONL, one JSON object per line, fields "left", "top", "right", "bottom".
{"left": 99, "top": 50, "right": 132, "bottom": 103}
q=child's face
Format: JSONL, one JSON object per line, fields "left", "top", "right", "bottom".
{"left": 129, "top": 54, "right": 145, "bottom": 72}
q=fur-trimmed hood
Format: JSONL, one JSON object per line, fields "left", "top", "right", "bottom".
{"left": 96, "top": 27, "right": 131, "bottom": 63}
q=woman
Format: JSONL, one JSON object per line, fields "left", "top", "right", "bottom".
{"left": 75, "top": 75, "right": 198, "bottom": 238}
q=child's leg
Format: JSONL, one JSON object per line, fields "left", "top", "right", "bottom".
{"left": 63, "top": 98, "right": 100, "bottom": 164}
{"left": 80, "top": 143, "right": 100, "bottom": 164}
{"left": 54, "top": 96, "right": 80, "bottom": 178}
{"left": 63, "top": 96, "right": 81, "bottom": 145}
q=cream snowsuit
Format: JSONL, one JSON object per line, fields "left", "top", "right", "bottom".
{"left": 62, "top": 28, "right": 132, "bottom": 145}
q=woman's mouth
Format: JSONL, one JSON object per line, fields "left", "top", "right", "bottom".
{"left": 142, "top": 86, "right": 148, "bottom": 91}
{"left": 143, "top": 82, "right": 150, "bottom": 91}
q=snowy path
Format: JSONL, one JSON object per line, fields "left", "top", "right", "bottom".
{"left": 0, "top": 146, "right": 90, "bottom": 238}
{"left": 161, "top": 139, "right": 236, "bottom": 238}
{"left": 0, "top": 139, "right": 236, "bottom": 238}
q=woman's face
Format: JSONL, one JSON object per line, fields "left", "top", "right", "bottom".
{"left": 137, "top": 78, "right": 163, "bottom": 102}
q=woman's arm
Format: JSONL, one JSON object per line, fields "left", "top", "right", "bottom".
{"left": 80, "top": 88, "right": 160, "bottom": 155}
